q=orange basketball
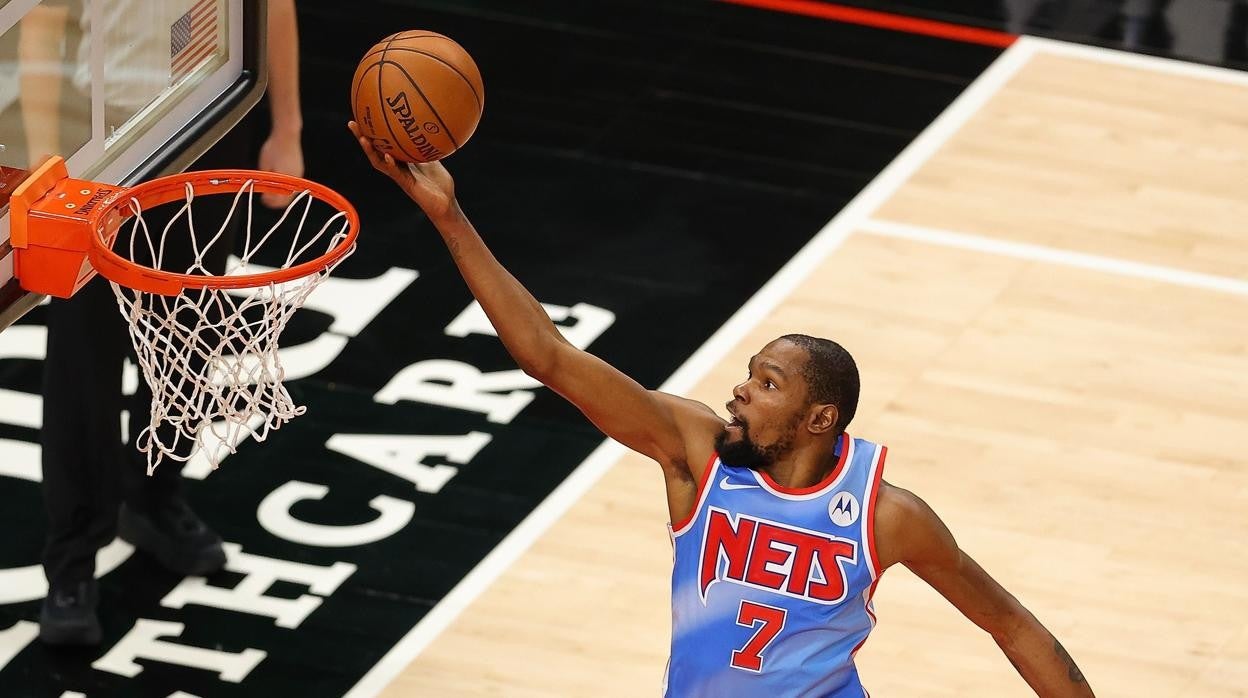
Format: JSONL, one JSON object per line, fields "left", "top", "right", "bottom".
{"left": 350, "top": 31, "right": 484, "bottom": 163}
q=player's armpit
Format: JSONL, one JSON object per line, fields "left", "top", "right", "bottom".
{"left": 876, "top": 485, "right": 1094, "bottom": 697}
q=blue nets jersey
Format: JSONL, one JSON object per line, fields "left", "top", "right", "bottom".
{"left": 665, "top": 433, "right": 888, "bottom": 698}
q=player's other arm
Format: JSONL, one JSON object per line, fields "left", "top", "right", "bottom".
{"left": 348, "top": 126, "right": 721, "bottom": 487}
{"left": 875, "top": 484, "right": 1094, "bottom": 697}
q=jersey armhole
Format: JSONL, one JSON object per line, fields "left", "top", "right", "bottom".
{"left": 671, "top": 452, "right": 719, "bottom": 536}
{"left": 865, "top": 445, "right": 888, "bottom": 580}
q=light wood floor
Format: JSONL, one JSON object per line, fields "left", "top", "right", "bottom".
{"left": 380, "top": 40, "right": 1248, "bottom": 697}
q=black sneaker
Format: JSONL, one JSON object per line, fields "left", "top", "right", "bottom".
{"left": 117, "top": 499, "right": 227, "bottom": 576}
{"left": 39, "top": 580, "right": 101, "bottom": 646}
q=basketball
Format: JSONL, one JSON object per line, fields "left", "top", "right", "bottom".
{"left": 350, "top": 31, "right": 484, "bottom": 163}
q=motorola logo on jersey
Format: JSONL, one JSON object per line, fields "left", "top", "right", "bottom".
{"left": 828, "top": 491, "right": 859, "bottom": 527}
{"left": 698, "top": 506, "right": 857, "bottom": 606}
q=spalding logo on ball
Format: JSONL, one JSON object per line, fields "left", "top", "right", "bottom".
{"left": 351, "top": 30, "right": 484, "bottom": 163}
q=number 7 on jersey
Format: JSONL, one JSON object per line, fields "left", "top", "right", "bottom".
{"left": 730, "top": 600, "right": 788, "bottom": 672}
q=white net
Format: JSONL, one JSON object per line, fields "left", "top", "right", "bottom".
{"left": 106, "top": 178, "right": 355, "bottom": 473}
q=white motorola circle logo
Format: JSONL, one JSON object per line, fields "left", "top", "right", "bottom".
{"left": 828, "top": 491, "right": 860, "bottom": 527}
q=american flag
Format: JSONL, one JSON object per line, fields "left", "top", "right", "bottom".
{"left": 170, "top": 0, "right": 219, "bottom": 83}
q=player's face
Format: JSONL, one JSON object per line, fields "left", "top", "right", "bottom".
{"left": 715, "top": 339, "right": 811, "bottom": 469}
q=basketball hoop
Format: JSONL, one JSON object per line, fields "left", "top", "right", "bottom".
{"left": 10, "top": 157, "right": 359, "bottom": 473}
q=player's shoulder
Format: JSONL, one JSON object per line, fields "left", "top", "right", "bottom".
{"left": 873, "top": 481, "right": 946, "bottom": 570}
{"left": 876, "top": 481, "right": 926, "bottom": 517}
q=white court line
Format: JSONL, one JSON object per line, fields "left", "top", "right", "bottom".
{"left": 343, "top": 36, "right": 1038, "bottom": 698}
{"left": 861, "top": 219, "right": 1248, "bottom": 297}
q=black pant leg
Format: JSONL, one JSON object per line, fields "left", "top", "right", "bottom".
{"left": 39, "top": 277, "right": 127, "bottom": 587}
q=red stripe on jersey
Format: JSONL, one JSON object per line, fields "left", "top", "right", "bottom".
{"left": 850, "top": 578, "right": 882, "bottom": 659}
{"left": 866, "top": 446, "right": 888, "bottom": 579}
{"left": 671, "top": 451, "right": 719, "bottom": 532}
{"left": 863, "top": 578, "right": 880, "bottom": 625}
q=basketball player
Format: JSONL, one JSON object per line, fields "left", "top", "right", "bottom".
{"left": 349, "top": 125, "right": 1094, "bottom": 697}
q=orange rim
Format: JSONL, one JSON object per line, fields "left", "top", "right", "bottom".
{"left": 88, "top": 169, "right": 360, "bottom": 295}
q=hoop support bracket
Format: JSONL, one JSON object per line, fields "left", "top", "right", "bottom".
{"left": 11, "top": 157, "right": 122, "bottom": 297}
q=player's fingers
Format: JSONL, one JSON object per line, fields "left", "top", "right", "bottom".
{"left": 350, "top": 131, "right": 377, "bottom": 161}
{"left": 383, "top": 153, "right": 407, "bottom": 177}
{"left": 368, "top": 147, "right": 391, "bottom": 173}
{"left": 348, "top": 125, "right": 415, "bottom": 186}
{"left": 348, "top": 123, "right": 394, "bottom": 172}
{"left": 357, "top": 137, "right": 392, "bottom": 174}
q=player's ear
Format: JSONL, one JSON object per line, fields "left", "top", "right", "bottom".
{"left": 807, "top": 404, "right": 838, "bottom": 435}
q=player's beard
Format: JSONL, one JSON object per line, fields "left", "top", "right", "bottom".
{"left": 714, "top": 418, "right": 793, "bottom": 470}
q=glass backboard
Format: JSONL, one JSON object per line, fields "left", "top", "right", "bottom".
{"left": 0, "top": 0, "right": 264, "bottom": 328}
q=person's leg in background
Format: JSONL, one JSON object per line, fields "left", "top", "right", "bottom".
{"left": 38, "top": 278, "right": 127, "bottom": 646}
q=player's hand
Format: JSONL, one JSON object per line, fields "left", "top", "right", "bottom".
{"left": 257, "top": 128, "right": 305, "bottom": 208}
{"left": 348, "top": 121, "right": 456, "bottom": 221}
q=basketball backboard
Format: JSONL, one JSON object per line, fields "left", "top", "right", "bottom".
{"left": 0, "top": 0, "right": 265, "bottom": 329}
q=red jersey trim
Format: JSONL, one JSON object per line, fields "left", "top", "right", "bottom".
{"left": 670, "top": 451, "right": 719, "bottom": 535}
{"left": 756, "top": 432, "right": 852, "bottom": 496}
{"left": 865, "top": 445, "right": 888, "bottom": 580}
{"left": 849, "top": 578, "right": 882, "bottom": 661}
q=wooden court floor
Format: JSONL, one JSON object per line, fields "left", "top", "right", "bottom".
{"left": 373, "top": 38, "right": 1248, "bottom": 697}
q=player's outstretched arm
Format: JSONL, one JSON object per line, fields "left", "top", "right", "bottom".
{"left": 349, "top": 124, "right": 722, "bottom": 490}
{"left": 875, "top": 484, "right": 1094, "bottom": 698}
